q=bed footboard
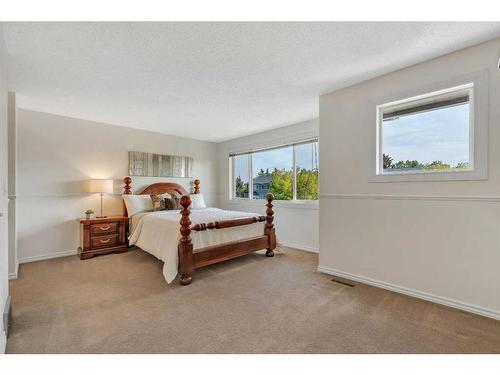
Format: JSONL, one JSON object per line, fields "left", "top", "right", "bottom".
{"left": 177, "top": 193, "right": 276, "bottom": 285}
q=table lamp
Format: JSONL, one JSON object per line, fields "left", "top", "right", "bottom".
{"left": 89, "top": 179, "right": 113, "bottom": 218}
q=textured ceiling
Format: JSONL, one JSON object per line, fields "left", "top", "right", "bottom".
{"left": 4, "top": 22, "right": 500, "bottom": 142}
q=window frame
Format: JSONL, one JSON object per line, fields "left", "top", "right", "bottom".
{"left": 369, "top": 71, "right": 489, "bottom": 183}
{"left": 231, "top": 153, "right": 251, "bottom": 200}
{"left": 229, "top": 139, "right": 319, "bottom": 202}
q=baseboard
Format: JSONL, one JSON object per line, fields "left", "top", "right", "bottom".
{"left": 317, "top": 265, "right": 500, "bottom": 321}
{"left": 279, "top": 241, "right": 318, "bottom": 253}
{"left": 8, "top": 262, "right": 18, "bottom": 280}
{"left": 18, "top": 249, "right": 77, "bottom": 264}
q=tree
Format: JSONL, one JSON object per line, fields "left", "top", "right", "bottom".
{"left": 265, "top": 167, "right": 319, "bottom": 201}
{"left": 382, "top": 153, "right": 459, "bottom": 171}
{"left": 257, "top": 168, "right": 270, "bottom": 177}
{"left": 381, "top": 153, "right": 464, "bottom": 172}
{"left": 296, "top": 168, "right": 319, "bottom": 200}
{"left": 269, "top": 168, "right": 293, "bottom": 200}
{"left": 422, "top": 161, "right": 451, "bottom": 170}
{"left": 393, "top": 159, "right": 423, "bottom": 170}
{"left": 234, "top": 176, "right": 248, "bottom": 198}
{"left": 383, "top": 154, "right": 393, "bottom": 169}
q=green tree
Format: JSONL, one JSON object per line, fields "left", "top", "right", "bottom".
{"left": 296, "top": 168, "right": 319, "bottom": 200}
{"left": 266, "top": 167, "right": 318, "bottom": 201}
{"left": 383, "top": 154, "right": 393, "bottom": 169}
{"left": 384, "top": 155, "right": 462, "bottom": 172}
{"left": 257, "top": 168, "right": 270, "bottom": 177}
{"left": 393, "top": 160, "right": 423, "bottom": 170}
{"left": 234, "top": 175, "right": 248, "bottom": 198}
{"left": 422, "top": 161, "right": 451, "bottom": 170}
{"left": 269, "top": 168, "right": 293, "bottom": 200}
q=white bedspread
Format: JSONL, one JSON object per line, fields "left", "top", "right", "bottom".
{"left": 128, "top": 208, "right": 265, "bottom": 283}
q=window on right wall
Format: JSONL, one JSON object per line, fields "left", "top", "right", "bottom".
{"left": 373, "top": 74, "right": 488, "bottom": 182}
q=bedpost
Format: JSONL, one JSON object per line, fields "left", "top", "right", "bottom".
{"left": 194, "top": 179, "right": 201, "bottom": 194}
{"left": 265, "top": 193, "right": 276, "bottom": 257}
{"left": 178, "top": 195, "right": 194, "bottom": 285}
{"left": 123, "top": 176, "right": 132, "bottom": 195}
{"left": 122, "top": 176, "right": 132, "bottom": 223}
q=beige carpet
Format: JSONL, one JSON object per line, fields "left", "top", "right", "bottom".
{"left": 6, "top": 246, "right": 500, "bottom": 353}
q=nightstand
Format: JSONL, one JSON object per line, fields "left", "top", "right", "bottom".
{"left": 77, "top": 216, "right": 127, "bottom": 259}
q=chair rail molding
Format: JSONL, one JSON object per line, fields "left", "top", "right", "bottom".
{"left": 320, "top": 193, "right": 500, "bottom": 202}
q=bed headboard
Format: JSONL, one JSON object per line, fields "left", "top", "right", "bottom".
{"left": 122, "top": 176, "right": 200, "bottom": 217}
{"left": 137, "top": 182, "right": 189, "bottom": 196}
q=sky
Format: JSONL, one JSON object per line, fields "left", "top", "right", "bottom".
{"left": 383, "top": 103, "right": 470, "bottom": 166}
{"left": 234, "top": 142, "right": 318, "bottom": 180}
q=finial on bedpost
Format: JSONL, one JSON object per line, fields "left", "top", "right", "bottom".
{"left": 123, "top": 176, "right": 132, "bottom": 195}
{"left": 194, "top": 179, "right": 201, "bottom": 194}
{"left": 265, "top": 193, "right": 276, "bottom": 257}
{"left": 178, "top": 195, "right": 194, "bottom": 285}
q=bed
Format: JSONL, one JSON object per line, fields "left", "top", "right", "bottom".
{"left": 122, "top": 177, "right": 276, "bottom": 285}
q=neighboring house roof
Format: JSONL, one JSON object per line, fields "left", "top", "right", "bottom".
{"left": 253, "top": 175, "right": 272, "bottom": 184}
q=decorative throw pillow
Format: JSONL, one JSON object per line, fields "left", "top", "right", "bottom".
{"left": 150, "top": 193, "right": 172, "bottom": 211}
{"left": 165, "top": 197, "right": 182, "bottom": 210}
{"left": 190, "top": 193, "right": 206, "bottom": 209}
{"left": 169, "top": 191, "right": 181, "bottom": 199}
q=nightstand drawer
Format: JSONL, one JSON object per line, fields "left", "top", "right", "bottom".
{"left": 90, "top": 222, "right": 119, "bottom": 236}
{"left": 91, "top": 234, "right": 118, "bottom": 249}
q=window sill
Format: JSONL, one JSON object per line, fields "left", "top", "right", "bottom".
{"left": 368, "top": 169, "right": 487, "bottom": 183}
{"left": 226, "top": 198, "right": 319, "bottom": 210}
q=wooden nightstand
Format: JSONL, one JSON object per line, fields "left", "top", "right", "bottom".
{"left": 77, "top": 216, "right": 127, "bottom": 260}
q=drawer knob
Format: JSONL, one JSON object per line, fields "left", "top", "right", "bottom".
{"left": 100, "top": 238, "right": 111, "bottom": 244}
{"left": 99, "top": 226, "right": 111, "bottom": 231}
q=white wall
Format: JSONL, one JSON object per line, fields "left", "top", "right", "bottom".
{"left": 318, "top": 38, "right": 500, "bottom": 319}
{"left": 16, "top": 109, "right": 219, "bottom": 263}
{"left": 0, "top": 24, "right": 10, "bottom": 353}
{"left": 218, "top": 120, "right": 319, "bottom": 252}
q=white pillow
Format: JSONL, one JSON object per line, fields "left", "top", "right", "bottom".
{"left": 122, "top": 195, "right": 154, "bottom": 217}
{"left": 190, "top": 193, "right": 206, "bottom": 209}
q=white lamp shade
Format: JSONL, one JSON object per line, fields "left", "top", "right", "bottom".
{"left": 89, "top": 179, "right": 113, "bottom": 194}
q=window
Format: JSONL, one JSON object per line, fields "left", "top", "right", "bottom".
{"left": 378, "top": 83, "right": 473, "bottom": 175}
{"left": 233, "top": 154, "right": 249, "bottom": 198}
{"left": 252, "top": 147, "right": 293, "bottom": 200}
{"left": 230, "top": 140, "right": 319, "bottom": 201}
{"left": 295, "top": 142, "right": 319, "bottom": 200}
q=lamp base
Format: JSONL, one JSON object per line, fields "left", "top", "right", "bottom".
{"left": 98, "top": 193, "right": 106, "bottom": 218}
